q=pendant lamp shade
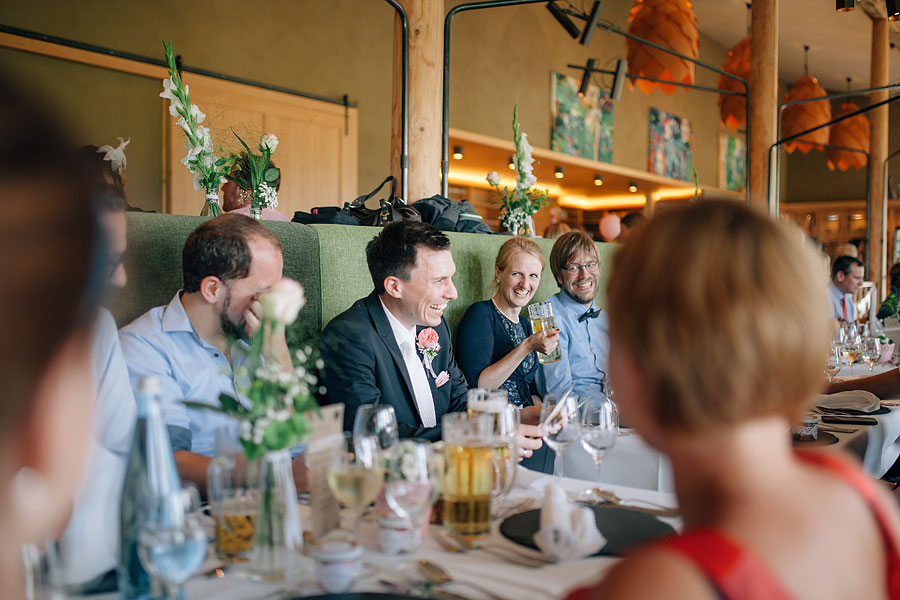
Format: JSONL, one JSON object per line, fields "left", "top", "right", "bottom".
{"left": 718, "top": 37, "right": 750, "bottom": 130}
{"left": 626, "top": 0, "right": 699, "bottom": 95}
{"left": 781, "top": 75, "right": 831, "bottom": 153}
{"left": 826, "top": 102, "right": 869, "bottom": 171}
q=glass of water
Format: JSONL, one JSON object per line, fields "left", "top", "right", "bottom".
{"left": 138, "top": 485, "right": 207, "bottom": 600}
{"left": 540, "top": 392, "right": 580, "bottom": 479}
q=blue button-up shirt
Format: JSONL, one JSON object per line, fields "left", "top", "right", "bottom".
{"left": 119, "top": 292, "right": 252, "bottom": 457}
{"left": 541, "top": 290, "right": 610, "bottom": 399}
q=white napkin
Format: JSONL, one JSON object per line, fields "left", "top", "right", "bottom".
{"left": 816, "top": 390, "right": 881, "bottom": 413}
{"left": 533, "top": 483, "right": 606, "bottom": 562}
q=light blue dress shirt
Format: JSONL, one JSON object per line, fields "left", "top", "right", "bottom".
{"left": 828, "top": 281, "right": 856, "bottom": 321}
{"left": 541, "top": 290, "right": 610, "bottom": 399}
{"left": 119, "top": 292, "right": 252, "bottom": 457}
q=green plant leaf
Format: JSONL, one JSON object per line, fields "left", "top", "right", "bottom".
{"left": 263, "top": 421, "right": 292, "bottom": 450}
{"left": 264, "top": 167, "right": 280, "bottom": 183}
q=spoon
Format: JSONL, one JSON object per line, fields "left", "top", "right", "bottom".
{"left": 417, "top": 559, "right": 505, "bottom": 600}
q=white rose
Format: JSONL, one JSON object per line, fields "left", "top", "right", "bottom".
{"left": 486, "top": 171, "right": 500, "bottom": 186}
{"left": 260, "top": 133, "right": 279, "bottom": 154}
{"left": 260, "top": 278, "right": 306, "bottom": 324}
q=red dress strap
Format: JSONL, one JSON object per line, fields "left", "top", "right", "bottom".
{"left": 794, "top": 450, "right": 900, "bottom": 597}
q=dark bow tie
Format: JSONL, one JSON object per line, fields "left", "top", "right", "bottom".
{"left": 578, "top": 307, "right": 601, "bottom": 322}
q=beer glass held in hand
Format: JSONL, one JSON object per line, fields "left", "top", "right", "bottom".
{"left": 528, "top": 301, "right": 561, "bottom": 364}
{"left": 441, "top": 412, "right": 494, "bottom": 540}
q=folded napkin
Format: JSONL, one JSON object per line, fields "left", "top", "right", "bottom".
{"left": 533, "top": 483, "right": 606, "bottom": 562}
{"left": 816, "top": 390, "right": 880, "bottom": 413}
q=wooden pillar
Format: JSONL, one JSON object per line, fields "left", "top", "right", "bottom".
{"left": 748, "top": 0, "right": 778, "bottom": 212}
{"left": 391, "top": 0, "right": 442, "bottom": 203}
{"left": 869, "top": 17, "right": 889, "bottom": 294}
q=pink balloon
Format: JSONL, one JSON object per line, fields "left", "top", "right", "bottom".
{"left": 599, "top": 214, "right": 621, "bottom": 241}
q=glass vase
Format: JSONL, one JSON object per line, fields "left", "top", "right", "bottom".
{"left": 248, "top": 449, "right": 303, "bottom": 584}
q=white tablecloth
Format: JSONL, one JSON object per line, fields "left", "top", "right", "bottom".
{"left": 85, "top": 469, "right": 679, "bottom": 600}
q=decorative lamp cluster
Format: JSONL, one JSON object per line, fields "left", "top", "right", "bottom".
{"left": 718, "top": 37, "right": 750, "bottom": 130}
{"left": 626, "top": 0, "right": 699, "bottom": 95}
{"left": 827, "top": 102, "right": 870, "bottom": 171}
{"left": 781, "top": 75, "right": 831, "bottom": 154}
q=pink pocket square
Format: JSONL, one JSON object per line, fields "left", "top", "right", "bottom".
{"left": 435, "top": 371, "right": 450, "bottom": 387}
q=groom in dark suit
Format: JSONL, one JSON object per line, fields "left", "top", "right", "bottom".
{"left": 319, "top": 221, "right": 468, "bottom": 440}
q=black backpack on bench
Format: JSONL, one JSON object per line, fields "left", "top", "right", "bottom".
{"left": 412, "top": 195, "right": 493, "bottom": 235}
{"left": 292, "top": 176, "right": 420, "bottom": 227}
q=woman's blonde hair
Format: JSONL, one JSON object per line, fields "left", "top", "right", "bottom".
{"left": 495, "top": 236, "right": 545, "bottom": 273}
{"left": 607, "top": 201, "right": 832, "bottom": 432}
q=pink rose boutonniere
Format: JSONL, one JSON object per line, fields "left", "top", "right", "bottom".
{"left": 417, "top": 328, "right": 441, "bottom": 378}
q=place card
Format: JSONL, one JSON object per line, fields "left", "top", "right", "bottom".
{"left": 305, "top": 404, "right": 344, "bottom": 541}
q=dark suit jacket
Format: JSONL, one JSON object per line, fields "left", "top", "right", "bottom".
{"left": 319, "top": 291, "right": 469, "bottom": 441}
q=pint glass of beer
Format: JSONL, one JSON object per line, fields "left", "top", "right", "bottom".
{"left": 467, "top": 390, "right": 518, "bottom": 505}
{"left": 527, "top": 301, "right": 562, "bottom": 364}
{"left": 441, "top": 412, "right": 493, "bottom": 540}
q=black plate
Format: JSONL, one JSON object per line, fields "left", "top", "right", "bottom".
{"left": 499, "top": 505, "right": 676, "bottom": 557}
{"left": 818, "top": 406, "right": 889, "bottom": 416}
{"left": 792, "top": 431, "right": 839, "bottom": 447}
{"left": 285, "top": 595, "right": 423, "bottom": 600}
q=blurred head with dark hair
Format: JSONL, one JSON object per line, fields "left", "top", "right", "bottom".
{"left": 366, "top": 220, "right": 456, "bottom": 329}
{"left": 832, "top": 254, "right": 864, "bottom": 294}
{"left": 0, "top": 76, "right": 101, "bottom": 588}
{"left": 619, "top": 211, "right": 646, "bottom": 243}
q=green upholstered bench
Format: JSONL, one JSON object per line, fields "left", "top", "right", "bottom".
{"left": 116, "top": 213, "right": 616, "bottom": 345}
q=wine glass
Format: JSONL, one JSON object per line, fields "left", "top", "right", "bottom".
{"left": 353, "top": 404, "right": 399, "bottom": 462}
{"left": 382, "top": 440, "right": 440, "bottom": 548}
{"left": 540, "top": 392, "right": 580, "bottom": 479}
{"left": 824, "top": 347, "right": 842, "bottom": 382}
{"left": 579, "top": 396, "right": 619, "bottom": 470}
{"left": 842, "top": 337, "right": 861, "bottom": 377}
{"left": 862, "top": 337, "right": 881, "bottom": 371}
{"left": 138, "top": 485, "right": 207, "bottom": 600}
{"left": 327, "top": 440, "right": 385, "bottom": 539}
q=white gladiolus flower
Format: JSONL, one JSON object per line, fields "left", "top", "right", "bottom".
{"left": 159, "top": 78, "right": 178, "bottom": 102}
{"left": 260, "top": 133, "right": 279, "bottom": 153}
{"left": 176, "top": 117, "right": 192, "bottom": 135}
{"left": 486, "top": 171, "right": 500, "bottom": 186}
{"left": 192, "top": 171, "right": 202, "bottom": 191}
{"left": 168, "top": 102, "right": 182, "bottom": 118}
{"left": 260, "top": 278, "right": 306, "bottom": 324}
{"left": 190, "top": 104, "right": 206, "bottom": 124}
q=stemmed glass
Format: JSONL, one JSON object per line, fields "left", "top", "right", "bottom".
{"left": 579, "top": 396, "right": 619, "bottom": 471}
{"left": 137, "top": 485, "right": 207, "bottom": 600}
{"left": 842, "top": 336, "right": 862, "bottom": 377}
{"left": 327, "top": 438, "right": 385, "bottom": 539}
{"left": 382, "top": 439, "right": 440, "bottom": 548}
{"left": 353, "top": 404, "right": 399, "bottom": 463}
{"left": 824, "top": 347, "right": 842, "bottom": 382}
{"left": 540, "top": 392, "right": 580, "bottom": 479}
{"left": 862, "top": 337, "right": 881, "bottom": 371}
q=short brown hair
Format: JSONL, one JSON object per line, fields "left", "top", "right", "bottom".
{"left": 549, "top": 230, "right": 599, "bottom": 285}
{"left": 182, "top": 213, "right": 283, "bottom": 293}
{"left": 607, "top": 201, "right": 831, "bottom": 432}
{"left": 495, "top": 236, "right": 545, "bottom": 273}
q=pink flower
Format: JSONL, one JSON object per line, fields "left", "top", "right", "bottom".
{"left": 417, "top": 328, "right": 439, "bottom": 349}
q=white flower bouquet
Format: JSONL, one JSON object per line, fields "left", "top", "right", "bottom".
{"left": 226, "top": 132, "right": 281, "bottom": 221}
{"left": 486, "top": 104, "right": 549, "bottom": 235}
{"left": 160, "top": 39, "right": 234, "bottom": 216}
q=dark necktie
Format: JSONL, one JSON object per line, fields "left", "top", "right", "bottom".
{"left": 578, "top": 307, "right": 601, "bottom": 323}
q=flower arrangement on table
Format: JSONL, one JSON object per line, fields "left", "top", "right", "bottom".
{"left": 226, "top": 133, "right": 281, "bottom": 221}
{"left": 187, "top": 278, "right": 321, "bottom": 461}
{"left": 160, "top": 39, "right": 234, "bottom": 216}
{"left": 486, "top": 103, "right": 549, "bottom": 236}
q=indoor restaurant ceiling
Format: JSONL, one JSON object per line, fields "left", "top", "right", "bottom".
{"left": 693, "top": 0, "right": 900, "bottom": 93}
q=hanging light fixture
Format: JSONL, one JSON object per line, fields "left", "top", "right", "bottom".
{"left": 547, "top": 1, "right": 581, "bottom": 38}
{"left": 718, "top": 5, "right": 750, "bottom": 130}
{"left": 594, "top": 174, "right": 604, "bottom": 186}
{"left": 579, "top": 1, "right": 603, "bottom": 46}
{"left": 452, "top": 145, "right": 464, "bottom": 160}
{"left": 626, "top": 0, "right": 699, "bottom": 95}
{"left": 781, "top": 46, "right": 831, "bottom": 154}
{"left": 578, "top": 58, "right": 595, "bottom": 97}
{"left": 836, "top": 0, "right": 855, "bottom": 11}
{"left": 827, "top": 78, "right": 869, "bottom": 171}
{"left": 555, "top": 167, "right": 565, "bottom": 179}
{"left": 628, "top": 182, "right": 638, "bottom": 193}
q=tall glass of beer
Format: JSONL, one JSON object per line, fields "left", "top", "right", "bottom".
{"left": 441, "top": 412, "right": 493, "bottom": 540}
{"left": 467, "top": 390, "right": 518, "bottom": 510}
{"left": 528, "top": 301, "right": 562, "bottom": 364}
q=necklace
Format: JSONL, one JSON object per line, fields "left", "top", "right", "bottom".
{"left": 491, "top": 296, "right": 520, "bottom": 325}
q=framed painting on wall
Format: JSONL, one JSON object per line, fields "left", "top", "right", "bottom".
{"left": 648, "top": 107, "right": 692, "bottom": 181}
{"left": 718, "top": 132, "right": 746, "bottom": 192}
{"left": 550, "top": 71, "right": 613, "bottom": 162}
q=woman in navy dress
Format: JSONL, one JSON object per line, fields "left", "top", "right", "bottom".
{"left": 456, "top": 237, "right": 559, "bottom": 472}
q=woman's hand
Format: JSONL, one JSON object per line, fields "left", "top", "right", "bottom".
{"left": 527, "top": 328, "right": 560, "bottom": 355}
{"left": 516, "top": 423, "right": 544, "bottom": 460}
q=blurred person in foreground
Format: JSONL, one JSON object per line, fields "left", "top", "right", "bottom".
{"left": 0, "top": 82, "right": 102, "bottom": 594}
{"left": 567, "top": 201, "right": 900, "bottom": 599}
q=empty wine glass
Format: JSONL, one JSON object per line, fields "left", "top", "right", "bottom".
{"left": 137, "top": 485, "right": 207, "bottom": 600}
{"left": 824, "top": 347, "right": 842, "bottom": 382}
{"left": 862, "top": 337, "right": 881, "bottom": 371}
{"left": 579, "top": 396, "right": 619, "bottom": 469}
{"left": 353, "top": 404, "right": 399, "bottom": 463}
{"left": 383, "top": 440, "right": 440, "bottom": 548}
{"left": 540, "top": 392, "right": 580, "bottom": 479}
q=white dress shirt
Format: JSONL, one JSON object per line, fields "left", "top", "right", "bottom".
{"left": 379, "top": 299, "right": 437, "bottom": 427}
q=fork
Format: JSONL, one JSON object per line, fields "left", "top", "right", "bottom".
{"left": 586, "top": 489, "right": 680, "bottom": 517}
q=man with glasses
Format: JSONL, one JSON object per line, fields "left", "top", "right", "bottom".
{"left": 542, "top": 230, "right": 610, "bottom": 399}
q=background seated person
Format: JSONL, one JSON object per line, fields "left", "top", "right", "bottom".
{"left": 456, "top": 237, "right": 555, "bottom": 469}
{"left": 541, "top": 230, "right": 609, "bottom": 400}
{"left": 567, "top": 201, "right": 900, "bottom": 600}
{"left": 829, "top": 255, "right": 864, "bottom": 322}
{"left": 120, "top": 214, "right": 304, "bottom": 494}
{"left": 221, "top": 154, "right": 290, "bottom": 221}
